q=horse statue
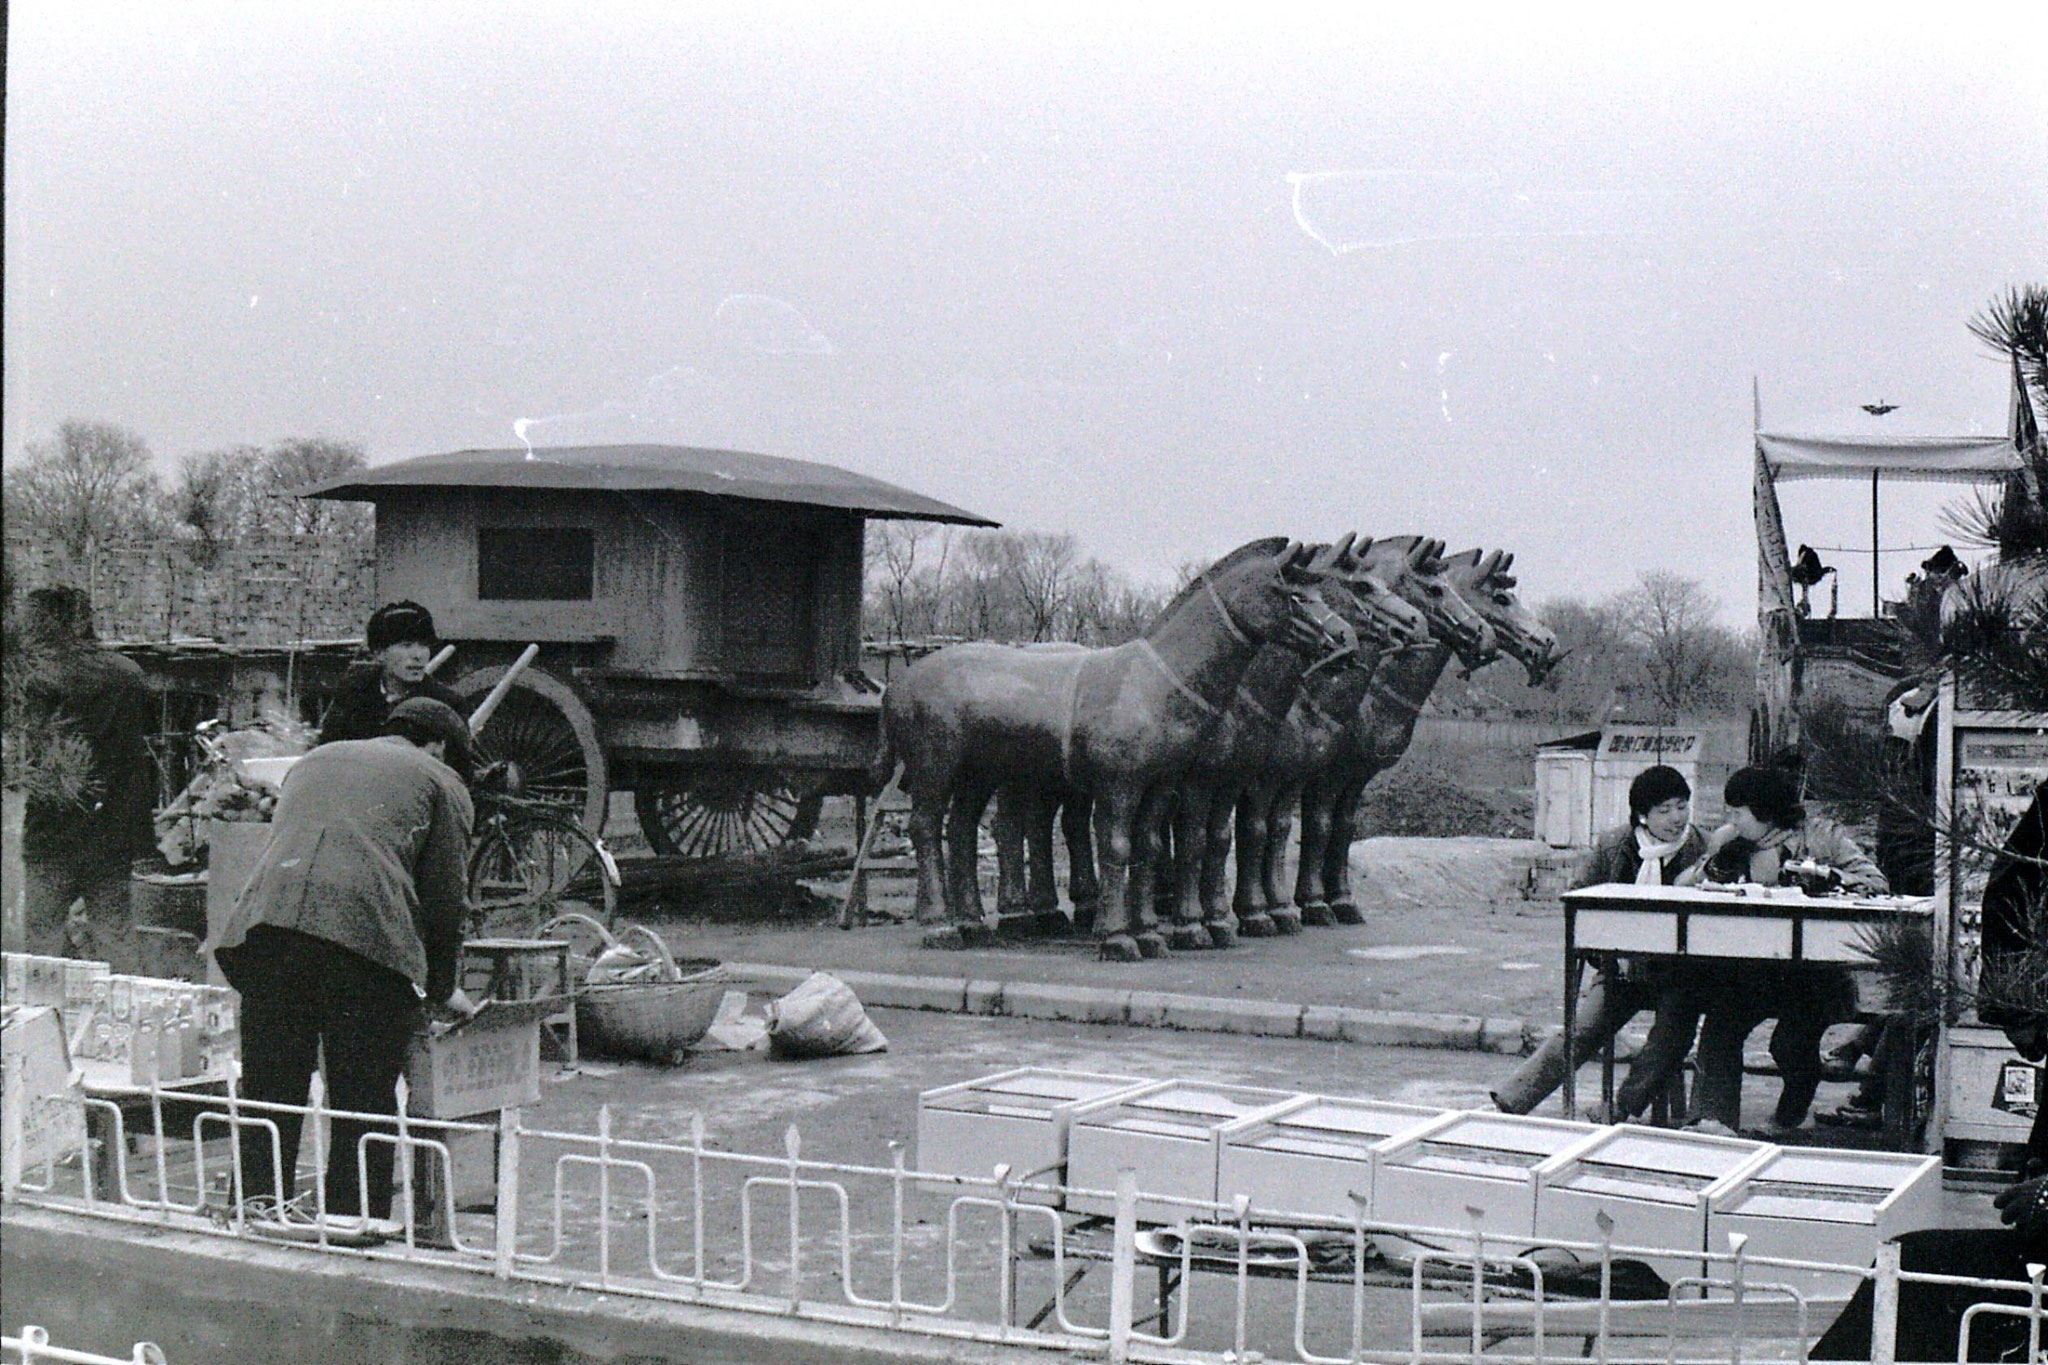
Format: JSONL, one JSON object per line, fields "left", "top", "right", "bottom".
{"left": 1147, "top": 536, "right": 1431, "bottom": 950}
{"left": 877, "top": 539, "right": 1356, "bottom": 961}
{"left": 1222, "top": 535, "right": 1498, "bottom": 934}
{"left": 1290, "top": 548, "right": 1562, "bottom": 924}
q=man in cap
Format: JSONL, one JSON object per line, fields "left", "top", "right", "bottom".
{"left": 11, "top": 585, "right": 156, "bottom": 970}
{"left": 208, "top": 696, "right": 479, "bottom": 1224}
{"left": 317, "top": 600, "right": 465, "bottom": 747}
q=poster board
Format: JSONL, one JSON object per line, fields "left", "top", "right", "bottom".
{"left": 1932, "top": 685, "right": 2048, "bottom": 1172}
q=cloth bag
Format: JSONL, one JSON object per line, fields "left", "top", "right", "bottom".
{"left": 764, "top": 971, "right": 888, "bottom": 1057}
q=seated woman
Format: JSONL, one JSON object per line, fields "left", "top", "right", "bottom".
{"left": 1492, "top": 766, "right": 1706, "bottom": 1117}
{"left": 1678, "top": 765, "right": 1887, "bottom": 1134}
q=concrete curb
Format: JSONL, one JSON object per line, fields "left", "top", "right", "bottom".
{"left": 725, "top": 961, "right": 1533, "bottom": 1055}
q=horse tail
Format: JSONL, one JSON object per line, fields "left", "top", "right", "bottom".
{"left": 869, "top": 700, "right": 902, "bottom": 795}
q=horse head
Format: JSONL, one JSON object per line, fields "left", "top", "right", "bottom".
{"left": 1306, "top": 535, "right": 1429, "bottom": 655}
{"left": 1443, "top": 548, "right": 1562, "bottom": 685}
{"left": 1346, "top": 534, "right": 1497, "bottom": 668}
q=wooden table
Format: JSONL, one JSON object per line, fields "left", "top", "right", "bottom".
{"left": 1557, "top": 883, "right": 1933, "bottom": 1141}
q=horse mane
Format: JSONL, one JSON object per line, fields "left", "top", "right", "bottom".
{"left": 1144, "top": 536, "right": 1292, "bottom": 636}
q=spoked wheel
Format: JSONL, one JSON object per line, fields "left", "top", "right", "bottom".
{"left": 637, "top": 770, "right": 822, "bottom": 860}
{"left": 467, "top": 811, "right": 619, "bottom": 940}
{"left": 452, "top": 665, "right": 610, "bottom": 836}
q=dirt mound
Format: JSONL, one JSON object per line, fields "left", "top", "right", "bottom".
{"left": 1351, "top": 836, "right": 1543, "bottom": 911}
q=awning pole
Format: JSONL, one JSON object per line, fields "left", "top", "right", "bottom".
{"left": 1871, "top": 470, "right": 1881, "bottom": 617}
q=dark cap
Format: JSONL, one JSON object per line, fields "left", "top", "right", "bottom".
{"left": 384, "top": 697, "right": 476, "bottom": 774}
{"left": 366, "top": 600, "right": 439, "bottom": 652}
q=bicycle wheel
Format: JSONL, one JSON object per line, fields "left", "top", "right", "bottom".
{"left": 467, "top": 815, "right": 619, "bottom": 940}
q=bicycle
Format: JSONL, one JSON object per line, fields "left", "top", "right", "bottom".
{"left": 465, "top": 776, "right": 620, "bottom": 941}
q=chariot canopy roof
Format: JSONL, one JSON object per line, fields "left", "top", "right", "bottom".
{"left": 300, "top": 443, "right": 999, "bottom": 526}
{"left": 1756, "top": 431, "right": 2023, "bottom": 484}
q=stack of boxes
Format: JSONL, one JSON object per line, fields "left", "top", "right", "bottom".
{"left": 917, "top": 1067, "right": 1943, "bottom": 1284}
{"left": 2, "top": 953, "right": 238, "bottom": 1087}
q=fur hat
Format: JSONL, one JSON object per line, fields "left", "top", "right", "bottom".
{"left": 366, "top": 600, "right": 438, "bottom": 652}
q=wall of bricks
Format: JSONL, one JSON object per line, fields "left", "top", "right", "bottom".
{"left": 4, "top": 535, "right": 375, "bottom": 644}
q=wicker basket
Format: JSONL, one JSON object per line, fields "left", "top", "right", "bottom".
{"left": 540, "top": 913, "right": 726, "bottom": 1066}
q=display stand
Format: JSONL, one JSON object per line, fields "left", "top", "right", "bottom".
{"left": 1931, "top": 681, "right": 2048, "bottom": 1178}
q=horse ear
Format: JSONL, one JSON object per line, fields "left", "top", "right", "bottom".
{"left": 1406, "top": 539, "right": 1430, "bottom": 567}
{"left": 1342, "top": 534, "right": 1369, "bottom": 572}
{"left": 1304, "top": 541, "right": 1337, "bottom": 573}
{"left": 1478, "top": 549, "right": 1504, "bottom": 578}
{"left": 1332, "top": 531, "right": 1357, "bottom": 565}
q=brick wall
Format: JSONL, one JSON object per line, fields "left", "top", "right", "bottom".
{"left": 4, "top": 535, "right": 375, "bottom": 644}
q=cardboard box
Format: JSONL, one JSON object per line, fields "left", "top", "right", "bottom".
{"left": 1215, "top": 1096, "right": 1446, "bottom": 1224}
{"left": 1066, "top": 1081, "right": 1304, "bottom": 1221}
{"left": 1372, "top": 1112, "right": 1609, "bottom": 1240}
{"left": 1706, "top": 1148, "right": 1942, "bottom": 1299}
{"left": 1532, "top": 1125, "right": 1775, "bottom": 1286}
{"left": 917, "top": 1068, "right": 1159, "bottom": 1200}
{"left": 2, "top": 1005, "right": 87, "bottom": 1179}
{"left": 1, "top": 954, "right": 110, "bottom": 1012}
{"left": 404, "top": 999, "right": 548, "bottom": 1119}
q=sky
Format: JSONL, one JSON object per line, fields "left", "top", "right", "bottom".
{"left": 5, "top": 1, "right": 2045, "bottom": 622}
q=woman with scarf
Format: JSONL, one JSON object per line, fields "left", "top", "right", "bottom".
{"left": 1493, "top": 766, "right": 1707, "bottom": 1116}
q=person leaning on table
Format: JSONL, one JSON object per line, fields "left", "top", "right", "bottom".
{"left": 1492, "top": 765, "right": 1707, "bottom": 1116}
{"left": 206, "top": 697, "right": 480, "bottom": 1224}
{"left": 1674, "top": 764, "right": 1887, "bottom": 1135}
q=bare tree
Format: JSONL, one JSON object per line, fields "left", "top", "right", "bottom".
{"left": 3, "top": 420, "right": 161, "bottom": 559}
{"left": 1002, "top": 530, "right": 1080, "bottom": 641}
{"left": 260, "top": 438, "right": 370, "bottom": 539}
{"left": 1619, "top": 571, "right": 1749, "bottom": 719}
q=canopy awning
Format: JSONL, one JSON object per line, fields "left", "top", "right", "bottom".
{"left": 1756, "top": 432, "right": 2023, "bottom": 484}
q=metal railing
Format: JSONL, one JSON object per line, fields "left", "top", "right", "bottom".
{"left": 1, "top": 1327, "right": 167, "bottom": 1365}
{"left": 4, "top": 1079, "right": 2045, "bottom": 1364}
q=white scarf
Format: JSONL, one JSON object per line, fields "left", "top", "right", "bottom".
{"left": 1634, "top": 825, "right": 1691, "bottom": 885}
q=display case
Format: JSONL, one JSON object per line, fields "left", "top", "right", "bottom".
{"left": 1705, "top": 1148, "right": 1942, "bottom": 1298}
{"left": 915, "top": 1068, "right": 1161, "bottom": 1201}
{"left": 1066, "top": 1081, "right": 1304, "bottom": 1221}
{"left": 1214, "top": 1096, "right": 1445, "bottom": 1224}
{"left": 1532, "top": 1125, "right": 1775, "bottom": 1286}
{"left": 1372, "top": 1112, "right": 1607, "bottom": 1240}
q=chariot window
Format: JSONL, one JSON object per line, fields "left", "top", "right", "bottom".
{"left": 477, "top": 527, "right": 595, "bottom": 600}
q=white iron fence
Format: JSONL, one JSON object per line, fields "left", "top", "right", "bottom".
{"left": 3, "top": 1079, "right": 2044, "bottom": 1365}
{"left": 1, "top": 1328, "right": 167, "bottom": 1365}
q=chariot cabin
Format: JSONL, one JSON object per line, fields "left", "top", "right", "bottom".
{"left": 301, "top": 445, "right": 994, "bottom": 849}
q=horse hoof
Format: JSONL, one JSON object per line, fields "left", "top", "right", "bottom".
{"left": 1035, "top": 910, "right": 1075, "bottom": 938}
{"left": 1269, "top": 910, "right": 1304, "bottom": 936}
{"left": 1069, "top": 899, "right": 1099, "bottom": 932}
{"left": 1330, "top": 901, "right": 1366, "bottom": 926}
{"left": 1236, "top": 912, "right": 1277, "bottom": 938}
{"left": 961, "top": 921, "right": 1001, "bottom": 948}
{"left": 1098, "top": 934, "right": 1143, "bottom": 963}
{"left": 993, "top": 914, "right": 1040, "bottom": 940}
{"left": 1205, "top": 921, "right": 1238, "bottom": 950}
{"left": 922, "top": 926, "right": 969, "bottom": 950}
{"left": 1298, "top": 902, "right": 1336, "bottom": 928}
{"left": 1136, "top": 932, "right": 1171, "bottom": 959}
{"left": 1167, "top": 924, "right": 1212, "bottom": 951}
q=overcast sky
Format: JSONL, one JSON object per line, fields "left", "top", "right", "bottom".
{"left": 6, "top": 2, "right": 2044, "bottom": 619}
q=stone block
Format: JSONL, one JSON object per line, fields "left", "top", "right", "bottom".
{"left": 1337, "top": 1010, "right": 1484, "bottom": 1050}
{"left": 964, "top": 979, "right": 1005, "bottom": 1015}
{"left": 1000, "top": 982, "right": 1127, "bottom": 1025}
{"left": 834, "top": 971, "right": 968, "bottom": 1013}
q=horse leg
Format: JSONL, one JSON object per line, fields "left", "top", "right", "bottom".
{"left": 944, "top": 779, "right": 998, "bottom": 946}
{"left": 1091, "top": 787, "right": 1142, "bottom": 962}
{"left": 1166, "top": 783, "right": 1216, "bottom": 951}
{"left": 1267, "top": 784, "right": 1305, "bottom": 937}
{"left": 1199, "top": 782, "right": 1240, "bottom": 947}
{"left": 1025, "top": 786, "right": 1060, "bottom": 911}
{"left": 1293, "top": 777, "right": 1332, "bottom": 914}
{"left": 1325, "top": 780, "right": 1368, "bottom": 925}
{"left": 1231, "top": 790, "right": 1277, "bottom": 937}
{"left": 909, "top": 784, "right": 950, "bottom": 928}
{"left": 993, "top": 785, "right": 1029, "bottom": 920}
{"left": 1063, "top": 789, "right": 1100, "bottom": 930}
{"left": 1264, "top": 779, "right": 1308, "bottom": 923}
{"left": 1128, "top": 786, "right": 1175, "bottom": 959}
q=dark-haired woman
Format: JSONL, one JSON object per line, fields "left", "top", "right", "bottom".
{"left": 1683, "top": 766, "right": 1887, "bottom": 1133}
{"left": 1492, "top": 766, "right": 1706, "bottom": 1116}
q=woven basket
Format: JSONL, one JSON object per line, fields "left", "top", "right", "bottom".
{"left": 540, "top": 913, "right": 726, "bottom": 1066}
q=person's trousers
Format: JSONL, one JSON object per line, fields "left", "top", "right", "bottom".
{"left": 1493, "top": 968, "right": 1656, "bottom": 1114}
{"left": 1813, "top": 1227, "right": 2045, "bottom": 1361}
{"left": 19, "top": 850, "right": 136, "bottom": 972}
{"left": 1613, "top": 980, "right": 1708, "bottom": 1119}
{"left": 1690, "top": 977, "right": 1838, "bottom": 1131}
{"left": 216, "top": 927, "right": 423, "bottom": 1218}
